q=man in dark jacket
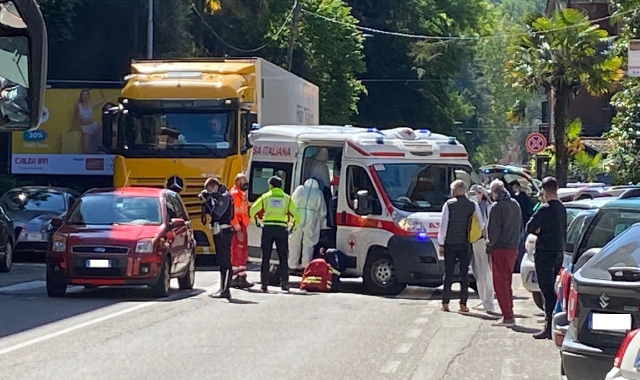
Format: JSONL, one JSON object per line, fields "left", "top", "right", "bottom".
{"left": 526, "top": 177, "right": 566, "bottom": 340}
{"left": 200, "top": 177, "right": 234, "bottom": 300}
{"left": 437, "top": 180, "right": 483, "bottom": 313}
{"left": 508, "top": 180, "right": 535, "bottom": 273}
{"left": 487, "top": 180, "right": 522, "bottom": 326}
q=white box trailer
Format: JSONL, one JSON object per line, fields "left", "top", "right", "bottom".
{"left": 256, "top": 58, "right": 319, "bottom": 126}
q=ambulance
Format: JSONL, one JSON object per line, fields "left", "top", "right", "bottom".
{"left": 246, "top": 125, "right": 479, "bottom": 295}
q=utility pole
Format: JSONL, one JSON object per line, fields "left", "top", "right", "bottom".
{"left": 147, "top": 0, "right": 154, "bottom": 59}
{"left": 286, "top": 1, "right": 301, "bottom": 71}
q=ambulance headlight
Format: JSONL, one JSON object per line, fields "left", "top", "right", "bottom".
{"left": 396, "top": 217, "right": 426, "bottom": 233}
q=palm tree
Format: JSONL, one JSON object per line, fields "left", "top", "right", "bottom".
{"left": 505, "top": 8, "right": 622, "bottom": 186}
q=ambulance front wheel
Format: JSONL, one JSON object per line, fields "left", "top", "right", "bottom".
{"left": 363, "top": 249, "right": 406, "bottom": 296}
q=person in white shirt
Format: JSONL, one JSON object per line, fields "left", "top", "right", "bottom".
{"left": 470, "top": 184, "right": 495, "bottom": 312}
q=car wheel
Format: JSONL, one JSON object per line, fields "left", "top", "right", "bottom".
{"left": 0, "top": 241, "right": 13, "bottom": 273}
{"left": 46, "top": 271, "right": 67, "bottom": 297}
{"left": 363, "top": 249, "right": 406, "bottom": 296}
{"left": 532, "top": 291, "right": 544, "bottom": 311}
{"left": 151, "top": 257, "right": 171, "bottom": 298}
{"left": 178, "top": 251, "right": 196, "bottom": 290}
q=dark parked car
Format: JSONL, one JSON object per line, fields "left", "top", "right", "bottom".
{"left": 0, "top": 204, "right": 14, "bottom": 272}
{"left": 0, "top": 186, "right": 80, "bottom": 258}
{"left": 46, "top": 187, "right": 196, "bottom": 298}
{"left": 561, "top": 198, "right": 640, "bottom": 379}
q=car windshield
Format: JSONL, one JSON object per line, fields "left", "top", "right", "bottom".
{"left": 374, "top": 163, "right": 474, "bottom": 212}
{"left": 566, "top": 207, "right": 590, "bottom": 225}
{"left": 116, "top": 111, "right": 236, "bottom": 158}
{"left": 66, "top": 194, "right": 161, "bottom": 225}
{"left": 580, "top": 224, "right": 640, "bottom": 281}
{"left": 1, "top": 190, "right": 66, "bottom": 212}
{"left": 580, "top": 209, "right": 640, "bottom": 254}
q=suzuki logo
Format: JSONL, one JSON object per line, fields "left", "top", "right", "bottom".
{"left": 599, "top": 293, "right": 610, "bottom": 309}
{"left": 93, "top": 247, "right": 106, "bottom": 253}
{"left": 166, "top": 175, "right": 184, "bottom": 193}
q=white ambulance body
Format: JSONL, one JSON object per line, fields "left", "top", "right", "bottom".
{"left": 246, "top": 125, "right": 477, "bottom": 295}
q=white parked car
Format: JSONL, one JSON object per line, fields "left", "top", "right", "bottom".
{"left": 606, "top": 329, "right": 640, "bottom": 380}
{"left": 520, "top": 197, "right": 616, "bottom": 310}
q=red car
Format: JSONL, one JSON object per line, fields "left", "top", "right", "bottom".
{"left": 46, "top": 187, "right": 196, "bottom": 298}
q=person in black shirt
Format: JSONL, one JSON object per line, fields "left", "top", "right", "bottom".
{"left": 508, "top": 180, "right": 535, "bottom": 272}
{"left": 526, "top": 177, "right": 567, "bottom": 339}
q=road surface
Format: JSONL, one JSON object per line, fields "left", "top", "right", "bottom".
{"left": 0, "top": 262, "right": 561, "bottom": 380}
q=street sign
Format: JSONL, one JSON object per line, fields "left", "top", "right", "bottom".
{"left": 525, "top": 133, "right": 547, "bottom": 154}
{"left": 629, "top": 40, "right": 640, "bottom": 77}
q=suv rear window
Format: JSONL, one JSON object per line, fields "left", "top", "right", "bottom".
{"left": 580, "top": 224, "right": 640, "bottom": 281}
{"left": 579, "top": 209, "right": 640, "bottom": 255}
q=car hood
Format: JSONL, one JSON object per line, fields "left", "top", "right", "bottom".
{"left": 8, "top": 210, "right": 64, "bottom": 230}
{"left": 405, "top": 211, "right": 444, "bottom": 240}
{"left": 57, "top": 224, "right": 164, "bottom": 244}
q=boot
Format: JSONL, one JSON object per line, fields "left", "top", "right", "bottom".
{"left": 239, "top": 277, "right": 254, "bottom": 289}
{"left": 209, "top": 288, "right": 231, "bottom": 300}
{"left": 229, "top": 276, "right": 243, "bottom": 289}
{"left": 533, "top": 328, "right": 552, "bottom": 340}
{"left": 214, "top": 269, "right": 232, "bottom": 300}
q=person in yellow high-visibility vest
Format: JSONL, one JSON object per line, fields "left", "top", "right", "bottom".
{"left": 250, "top": 176, "right": 300, "bottom": 292}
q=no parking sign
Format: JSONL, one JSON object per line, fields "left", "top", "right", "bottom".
{"left": 525, "top": 133, "right": 547, "bottom": 154}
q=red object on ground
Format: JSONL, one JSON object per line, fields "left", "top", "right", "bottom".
{"left": 300, "top": 258, "right": 332, "bottom": 292}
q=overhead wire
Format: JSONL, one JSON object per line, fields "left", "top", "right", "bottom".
{"left": 301, "top": 7, "right": 639, "bottom": 42}
{"left": 191, "top": 0, "right": 297, "bottom": 53}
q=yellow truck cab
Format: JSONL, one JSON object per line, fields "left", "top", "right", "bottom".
{"left": 101, "top": 58, "right": 319, "bottom": 254}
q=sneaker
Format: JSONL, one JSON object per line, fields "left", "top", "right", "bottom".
{"left": 491, "top": 318, "right": 515, "bottom": 327}
{"left": 260, "top": 284, "right": 269, "bottom": 293}
{"left": 239, "top": 278, "right": 254, "bottom": 289}
{"left": 459, "top": 303, "right": 470, "bottom": 313}
{"left": 441, "top": 303, "right": 450, "bottom": 312}
{"left": 229, "top": 277, "right": 243, "bottom": 289}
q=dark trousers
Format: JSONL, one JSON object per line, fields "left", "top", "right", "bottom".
{"left": 491, "top": 248, "right": 518, "bottom": 320}
{"left": 260, "top": 225, "right": 289, "bottom": 287}
{"left": 442, "top": 243, "right": 472, "bottom": 305}
{"left": 213, "top": 228, "right": 233, "bottom": 292}
{"left": 535, "top": 250, "right": 563, "bottom": 331}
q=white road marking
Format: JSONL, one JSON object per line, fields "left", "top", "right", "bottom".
{"left": 414, "top": 317, "right": 429, "bottom": 324}
{"left": 0, "top": 302, "right": 156, "bottom": 357}
{"left": 406, "top": 328, "right": 422, "bottom": 339}
{"left": 500, "top": 358, "right": 518, "bottom": 380}
{"left": 0, "top": 281, "right": 45, "bottom": 292}
{"left": 394, "top": 343, "right": 413, "bottom": 354}
{"left": 380, "top": 360, "right": 401, "bottom": 374}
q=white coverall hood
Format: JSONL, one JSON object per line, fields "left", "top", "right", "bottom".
{"left": 314, "top": 148, "right": 329, "bottom": 162}
{"left": 288, "top": 178, "right": 327, "bottom": 270}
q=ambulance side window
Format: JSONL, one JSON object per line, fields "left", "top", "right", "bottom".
{"left": 248, "top": 161, "right": 294, "bottom": 202}
{"left": 346, "top": 165, "right": 382, "bottom": 215}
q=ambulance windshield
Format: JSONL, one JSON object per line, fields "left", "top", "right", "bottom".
{"left": 374, "top": 163, "right": 474, "bottom": 212}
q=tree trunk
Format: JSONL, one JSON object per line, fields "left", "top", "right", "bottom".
{"left": 554, "top": 88, "right": 571, "bottom": 187}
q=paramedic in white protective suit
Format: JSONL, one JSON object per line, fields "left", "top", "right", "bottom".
{"left": 289, "top": 178, "right": 327, "bottom": 270}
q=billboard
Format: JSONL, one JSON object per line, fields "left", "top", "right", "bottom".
{"left": 11, "top": 87, "right": 121, "bottom": 175}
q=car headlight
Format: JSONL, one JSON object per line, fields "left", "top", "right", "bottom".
{"left": 396, "top": 217, "right": 426, "bottom": 233}
{"left": 136, "top": 239, "right": 155, "bottom": 253}
{"left": 52, "top": 234, "right": 66, "bottom": 252}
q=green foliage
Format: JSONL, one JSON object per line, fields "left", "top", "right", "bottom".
{"left": 506, "top": 8, "right": 623, "bottom": 186}
{"left": 603, "top": 0, "right": 640, "bottom": 184}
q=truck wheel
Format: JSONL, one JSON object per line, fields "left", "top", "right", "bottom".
{"left": 363, "top": 249, "right": 406, "bottom": 296}
{"left": 178, "top": 251, "right": 196, "bottom": 290}
{"left": 0, "top": 241, "right": 13, "bottom": 273}
{"left": 532, "top": 291, "right": 545, "bottom": 311}
{"left": 46, "top": 271, "right": 67, "bottom": 298}
{"left": 151, "top": 257, "right": 171, "bottom": 298}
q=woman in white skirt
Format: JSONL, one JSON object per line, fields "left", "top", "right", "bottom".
{"left": 470, "top": 185, "right": 495, "bottom": 312}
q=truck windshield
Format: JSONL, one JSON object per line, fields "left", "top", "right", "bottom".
{"left": 374, "top": 163, "right": 474, "bottom": 213}
{"left": 115, "top": 111, "right": 237, "bottom": 158}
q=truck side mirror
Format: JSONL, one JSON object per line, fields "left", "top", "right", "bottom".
{"left": 354, "top": 190, "right": 372, "bottom": 216}
{"left": 0, "top": 0, "right": 47, "bottom": 132}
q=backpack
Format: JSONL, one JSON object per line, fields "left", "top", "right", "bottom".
{"left": 300, "top": 258, "right": 332, "bottom": 293}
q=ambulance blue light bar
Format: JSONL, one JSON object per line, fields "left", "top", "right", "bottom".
{"left": 448, "top": 137, "right": 457, "bottom": 145}
{"left": 417, "top": 129, "right": 432, "bottom": 136}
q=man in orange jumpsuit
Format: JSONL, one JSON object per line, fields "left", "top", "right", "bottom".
{"left": 229, "top": 173, "right": 254, "bottom": 289}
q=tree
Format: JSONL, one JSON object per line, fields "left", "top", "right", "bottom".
{"left": 604, "top": 0, "right": 640, "bottom": 184}
{"left": 505, "top": 8, "right": 622, "bottom": 186}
